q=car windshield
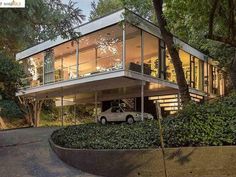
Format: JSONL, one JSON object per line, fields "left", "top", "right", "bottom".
{"left": 121, "top": 107, "right": 135, "bottom": 112}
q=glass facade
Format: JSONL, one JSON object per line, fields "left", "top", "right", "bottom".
{"left": 125, "top": 24, "right": 141, "bottom": 73}
{"left": 21, "top": 53, "right": 44, "bottom": 87}
{"left": 79, "top": 24, "right": 123, "bottom": 77}
{"left": 19, "top": 22, "right": 225, "bottom": 96}
{"left": 143, "top": 31, "right": 159, "bottom": 77}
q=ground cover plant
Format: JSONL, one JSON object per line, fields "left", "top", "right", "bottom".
{"left": 51, "top": 93, "right": 236, "bottom": 149}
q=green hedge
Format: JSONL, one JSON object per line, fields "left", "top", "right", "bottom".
{"left": 51, "top": 93, "right": 236, "bottom": 149}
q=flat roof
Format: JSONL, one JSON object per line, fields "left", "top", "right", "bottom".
{"left": 16, "top": 8, "right": 208, "bottom": 61}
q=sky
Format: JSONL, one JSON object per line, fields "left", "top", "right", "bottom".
{"left": 62, "top": 0, "right": 99, "bottom": 22}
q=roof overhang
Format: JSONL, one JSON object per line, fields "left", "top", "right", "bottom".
{"left": 16, "top": 9, "right": 208, "bottom": 62}
{"left": 16, "top": 9, "right": 125, "bottom": 60}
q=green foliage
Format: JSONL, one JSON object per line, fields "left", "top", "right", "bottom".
{"left": 90, "top": 0, "right": 123, "bottom": 20}
{"left": 0, "top": 54, "right": 24, "bottom": 99}
{"left": 164, "top": 93, "right": 236, "bottom": 147}
{"left": 164, "top": 0, "right": 235, "bottom": 68}
{"left": 52, "top": 93, "right": 236, "bottom": 149}
{"left": 0, "top": 0, "right": 85, "bottom": 55}
{"left": 51, "top": 121, "right": 160, "bottom": 149}
{"left": 0, "top": 100, "right": 23, "bottom": 119}
{"left": 89, "top": 0, "right": 154, "bottom": 22}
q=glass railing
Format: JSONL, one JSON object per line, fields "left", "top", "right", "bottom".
{"left": 21, "top": 74, "right": 43, "bottom": 88}
{"left": 78, "top": 57, "right": 122, "bottom": 77}
{"left": 20, "top": 58, "right": 123, "bottom": 88}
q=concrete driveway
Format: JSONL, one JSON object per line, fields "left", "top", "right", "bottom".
{"left": 0, "top": 127, "right": 99, "bottom": 177}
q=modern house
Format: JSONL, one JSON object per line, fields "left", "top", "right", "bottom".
{"left": 16, "top": 9, "right": 226, "bottom": 120}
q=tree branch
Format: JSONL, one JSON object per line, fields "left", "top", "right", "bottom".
{"left": 206, "top": 34, "right": 236, "bottom": 47}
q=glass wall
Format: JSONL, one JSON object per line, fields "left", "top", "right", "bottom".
{"left": 53, "top": 41, "right": 77, "bottom": 81}
{"left": 194, "top": 57, "right": 204, "bottom": 90}
{"left": 179, "top": 50, "right": 191, "bottom": 84}
{"left": 166, "top": 49, "right": 176, "bottom": 82}
{"left": 125, "top": 24, "right": 141, "bottom": 73}
{"left": 166, "top": 49, "right": 191, "bottom": 83}
{"left": 44, "top": 41, "right": 77, "bottom": 84}
{"left": 79, "top": 24, "right": 123, "bottom": 77}
{"left": 21, "top": 53, "right": 44, "bottom": 87}
{"left": 212, "top": 66, "right": 220, "bottom": 94}
{"left": 19, "top": 21, "right": 224, "bottom": 96}
{"left": 143, "top": 31, "right": 159, "bottom": 77}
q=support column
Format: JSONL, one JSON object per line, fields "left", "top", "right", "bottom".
{"left": 122, "top": 22, "right": 126, "bottom": 70}
{"left": 76, "top": 41, "right": 79, "bottom": 78}
{"left": 141, "top": 81, "right": 144, "bottom": 121}
{"left": 141, "top": 30, "right": 144, "bottom": 121}
{"left": 74, "top": 94, "right": 77, "bottom": 125}
{"left": 95, "top": 92, "right": 98, "bottom": 123}
{"left": 61, "top": 96, "right": 64, "bottom": 127}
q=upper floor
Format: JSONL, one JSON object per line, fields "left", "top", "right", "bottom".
{"left": 16, "top": 9, "right": 225, "bottom": 97}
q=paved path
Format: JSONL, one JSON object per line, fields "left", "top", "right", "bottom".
{"left": 0, "top": 127, "right": 99, "bottom": 177}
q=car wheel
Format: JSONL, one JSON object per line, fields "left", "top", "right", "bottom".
{"left": 126, "top": 116, "right": 134, "bottom": 124}
{"left": 100, "top": 117, "right": 107, "bottom": 125}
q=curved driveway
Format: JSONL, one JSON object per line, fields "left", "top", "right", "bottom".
{"left": 0, "top": 127, "right": 99, "bottom": 177}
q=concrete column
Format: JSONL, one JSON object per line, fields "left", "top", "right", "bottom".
{"left": 61, "top": 96, "right": 64, "bottom": 127}
{"left": 122, "top": 22, "right": 126, "bottom": 70}
{"left": 95, "top": 92, "right": 98, "bottom": 122}
{"left": 141, "top": 81, "right": 144, "bottom": 121}
{"left": 74, "top": 94, "right": 76, "bottom": 125}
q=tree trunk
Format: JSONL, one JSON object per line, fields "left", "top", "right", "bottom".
{"left": 18, "top": 96, "right": 44, "bottom": 127}
{"left": 229, "top": 50, "right": 236, "bottom": 90}
{"left": 0, "top": 116, "right": 7, "bottom": 129}
{"left": 152, "top": 0, "right": 191, "bottom": 105}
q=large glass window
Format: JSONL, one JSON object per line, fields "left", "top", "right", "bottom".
{"left": 166, "top": 49, "right": 176, "bottom": 82}
{"left": 79, "top": 24, "right": 123, "bottom": 77}
{"left": 204, "top": 61, "right": 209, "bottom": 93}
{"left": 143, "top": 31, "right": 159, "bottom": 77}
{"left": 212, "top": 66, "right": 220, "bottom": 94}
{"left": 44, "top": 41, "right": 77, "bottom": 83}
{"left": 21, "top": 53, "right": 44, "bottom": 87}
{"left": 180, "top": 50, "right": 191, "bottom": 84}
{"left": 125, "top": 24, "right": 141, "bottom": 73}
{"left": 194, "top": 57, "right": 204, "bottom": 90}
{"left": 44, "top": 49, "right": 54, "bottom": 84}
{"left": 53, "top": 41, "right": 77, "bottom": 81}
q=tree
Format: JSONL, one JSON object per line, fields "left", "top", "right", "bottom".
{"left": 0, "top": 0, "right": 85, "bottom": 56}
{"left": 152, "top": 0, "right": 191, "bottom": 104}
{"left": 164, "top": 0, "right": 236, "bottom": 90}
{"left": 0, "top": 0, "right": 85, "bottom": 127}
{"left": 90, "top": 0, "right": 122, "bottom": 20}
{"left": 90, "top": 0, "right": 191, "bottom": 104}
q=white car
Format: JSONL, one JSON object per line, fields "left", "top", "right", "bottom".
{"left": 97, "top": 106, "right": 154, "bottom": 125}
